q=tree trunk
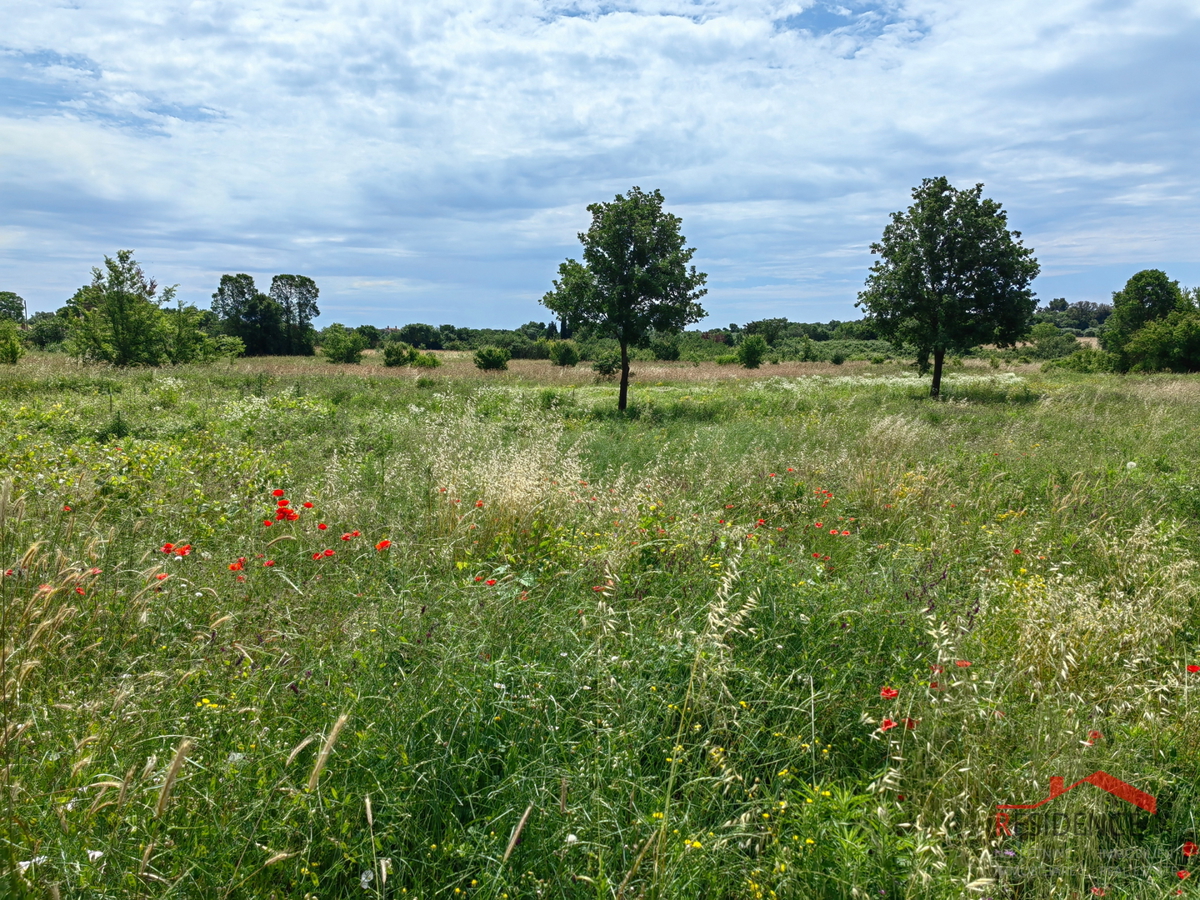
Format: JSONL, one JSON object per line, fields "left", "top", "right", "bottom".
{"left": 618, "top": 341, "right": 630, "bottom": 411}
{"left": 930, "top": 347, "right": 945, "bottom": 399}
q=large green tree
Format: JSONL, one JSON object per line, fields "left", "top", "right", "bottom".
{"left": 1100, "top": 269, "right": 1189, "bottom": 371}
{"left": 0, "top": 291, "right": 26, "bottom": 324}
{"left": 542, "top": 187, "right": 707, "bottom": 410}
{"left": 269, "top": 274, "right": 320, "bottom": 355}
{"left": 857, "top": 177, "right": 1040, "bottom": 398}
{"left": 212, "top": 274, "right": 284, "bottom": 356}
{"left": 69, "top": 250, "right": 175, "bottom": 366}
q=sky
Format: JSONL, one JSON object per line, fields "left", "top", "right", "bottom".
{"left": 2, "top": 0, "right": 1199, "bottom": 329}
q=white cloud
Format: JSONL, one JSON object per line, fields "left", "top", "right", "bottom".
{"left": 2, "top": 0, "right": 1199, "bottom": 323}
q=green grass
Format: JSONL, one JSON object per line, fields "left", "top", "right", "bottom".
{"left": 2, "top": 355, "right": 1199, "bottom": 898}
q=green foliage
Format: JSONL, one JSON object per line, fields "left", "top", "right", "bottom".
{"left": 1027, "top": 321, "right": 1080, "bottom": 359}
{"left": 736, "top": 333, "right": 768, "bottom": 368}
{"left": 68, "top": 250, "right": 183, "bottom": 366}
{"left": 715, "top": 353, "right": 738, "bottom": 365}
{"left": 858, "top": 176, "right": 1039, "bottom": 397}
{"left": 411, "top": 350, "right": 441, "bottom": 368}
{"left": 473, "top": 345, "right": 511, "bottom": 370}
{"left": 649, "top": 333, "right": 681, "bottom": 360}
{"left": 27, "top": 311, "right": 69, "bottom": 349}
{"left": 397, "top": 322, "right": 442, "bottom": 349}
{"left": 591, "top": 351, "right": 621, "bottom": 377}
{"left": 383, "top": 341, "right": 419, "bottom": 367}
{"left": 1122, "top": 309, "right": 1200, "bottom": 372}
{"left": 0, "top": 290, "right": 25, "bottom": 324}
{"left": 0, "top": 318, "right": 24, "bottom": 364}
{"left": 1102, "top": 270, "right": 1190, "bottom": 371}
{"left": 320, "top": 323, "right": 368, "bottom": 364}
{"left": 1042, "top": 347, "right": 1115, "bottom": 373}
{"left": 548, "top": 339, "right": 581, "bottom": 367}
{"left": 542, "top": 186, "right": 707, "bottom": 409}
{"left": 268, "top": 274, "right": 320, "bottom": 355}
{"left": 212, "top": 274, "right": 286, "bottom": 356}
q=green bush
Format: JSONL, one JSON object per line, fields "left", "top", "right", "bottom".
{"left": 649, "top": 334, "right": 680, "bottom": 361}
{"left": 591, "top": 352, "right": 621, "bottom": 377}
{"left": 473, "top": 346, "right": 511, "bottom": 371}
{"left": 412, "top": 351, "right": 441, "bottom": 368}
{"left": 383, "top": 341, "right": 418, "bottom": 367}
{"left": 548, "top": 340, "right": 581, "bottom": 367}
{"left": 0, "top": 318, "right": 24, "bottom": 364}
{"left": 1028, "top": 322, "right": 1080, "bottom": 359}
{"left": 830, "top": 351, "right": 846, "bottom": 365}
{"left": 715, "top": 353, "right": 738, "bottom": 365}
{"left": 736, "top": 334, "right": 768, "bottom": 368}
{"left": 320, "top": 324, "right": 368, "bottom": 364}
{"left": 1123, "top": 310, "right": 1200, "bottom": 372}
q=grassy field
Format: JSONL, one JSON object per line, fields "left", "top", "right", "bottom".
{"left": 2, "top": 353, "right": 1199, "bottom": 899}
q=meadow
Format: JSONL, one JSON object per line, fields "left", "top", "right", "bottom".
{"left": 2, "top": 353, "right": 1199, "bottom": 899}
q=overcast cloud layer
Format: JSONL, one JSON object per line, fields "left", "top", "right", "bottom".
{"left": 2, "top": 0, "right": 1198, "bottom": 327}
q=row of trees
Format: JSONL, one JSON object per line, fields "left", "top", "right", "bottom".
{"left": 211, "top": 274, "right": 320, "bottom": 356}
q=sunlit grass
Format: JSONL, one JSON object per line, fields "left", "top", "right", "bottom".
{"left": 1, "top": 357, "right": 1198, "bottom": 898}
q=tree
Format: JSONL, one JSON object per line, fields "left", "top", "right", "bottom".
{"left": 542, "top": 187, "right": 707, "bottom": 410}
{"left": 269, "top": 274, "right": 320, "bottom": 355}
{"left": 1121, "top": 309, "right": 1200, "bottom": 372}
{"left": 0, "top": 291, "right": 26, "bottom": 324}
{"left": 397, "top": 323, "right": 442, "bottom": 349}
{"left": 70, "top": 250, "right": 175, "bottom": 366}
{"left": 737, "top": 334, "right": 768, "bottom": 368}
{"left": 0, "top": 318, "right": 23, "bottom": 364}
{"left": 1100, "top": 270, "right": 1188, "bottom": 371}
{"left": 212, "top": 274, "right": 284, "bottom": 356}
{"left": 27, "top": 311, "right": 69, "bottom": 349}
{"left": 857, "top": 177, "right": 1040, "bottom": 398}
{"left": 320, "top": 324, "right": 368, "bottom": 364}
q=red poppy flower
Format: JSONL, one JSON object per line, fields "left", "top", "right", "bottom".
{"left": 475, "top": 576, "right": 483, "bottom": 582}
{"left": 1086, "top": 730, "right": 1102, "bottom": 744}
{"left": 814, "top": 522, "right": 822, "bottom": 528}
{"left": 303, "top": 501, "right": 314, "bottom": 508}
{"left": 312, "top": 552, "right": 322, "bottom": 560}
{"left": 277, "top": 499, "right": 290, "bottom": 507}
{"left": 841, "top": 530, "right": 850, "bottom": 536}
{"left": 930, "top": 681, "right": 943, "bottom": 690}
{"left": 1184, "top": 841, "right": 1198, "bottom": 857}
{"left": 229, "top": 562, "right": 243, "bottom": 571}
{"left": 88, "top": 567, "right": 102, "bottom": 575}
{"left": 263, "top": 520, "right": 272, "bottom": 527}
{"left": 351, "top": 530, "right": 360, "bottom": 537}
{"left": 830, "top": 528, "right": 839, "bottom": 535}
{"left": 475, "top": 500, "right": 484, "bottom": 508}
{"left": 264, "top": 560, "right": 276, "bottom": 567}
{"left": 812, "top": 553, "right": 820, "bottom": 558}
{"left": 787, "top": 468, "right": 794, "bottom": 472}
{"left": 161, "top": 543, "right": 175, "bottom": 553}
{"left": 1188, "top": 665, "right": 1200, "bottom": 674}
{"left": 175, "top": 545, "right": 191, "bottom": 557}
{"left": 155, "top": 573, "right": 169, "bottom": 581}
{"left": 341, "top": 533, "right": 354, "bottom": 541}
{"left": 769, "top": 473, "right": 776, "bottom": 477}
{"left": 272, "top": 489, "right": 285, "bottom": 497}
{"left": 955, "top": 660, "right": 971, "bottom": 668}
{"left": 756, "top": 519, "right": 766, "bottom": 526}
{"left": 1013, "top": 548, "right": 1021, "bottom": 555}
{"left": 1091, "top": 890, "right": 1105, "bottom": 896}
{"left": 75, "top": 586, "right": 85, "bottom": 595}
{"left": 880, "top": 686, "right": 899, "bottom": 700}
{"left": 880, "top": 718, "right": 898, "bottom": 732}
{"left": 237, "top": 574, "right": 246, "bottom": 582}
{"left": 323, "top": 549, "right": 335, "bottom": 557}
{"left": 1178, "top": 871, "right": 1190, "bottom": 880}
{"left": 375, "top": 539, "right": 391, "bottom": 551}
{"left": 486, "top": 579, "right": 497, "bottom": 586}
{"left": 904, "top": 718, "right": 918, "bottom": 729}
{"left": 318, "top": 523, "right": 328, "bottom": 530}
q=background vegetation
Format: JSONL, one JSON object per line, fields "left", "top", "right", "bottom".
{"left": 3, "top": 355, "right": 1199, "bottom": 898}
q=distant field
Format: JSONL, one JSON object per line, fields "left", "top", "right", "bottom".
{"left": 2, "top": 355, "right": 1198, "bottom": 898}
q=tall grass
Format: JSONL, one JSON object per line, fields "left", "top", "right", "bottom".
{"left": 1, "top": 357, "right": 1198, "bottom": 898}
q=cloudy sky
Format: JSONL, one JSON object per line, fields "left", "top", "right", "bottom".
{"left": 2, "top": 0, "right": 1198, "bottom": 327}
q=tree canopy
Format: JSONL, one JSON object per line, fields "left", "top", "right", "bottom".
{"left": 0, "top": 291, "right": 26, "bottom": 324}
{"left": 1100, "top": 269, "right": 1190, "bottom": 371}
{"left": 541, "top": 187, "right": 707, "bottom": 410}
{"left": 857, "top": 177, "right": 1040, "bottom": 398}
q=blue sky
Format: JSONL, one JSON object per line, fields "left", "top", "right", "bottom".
{"left": 2, "top": 0, "right": 1198, "bottom": 328}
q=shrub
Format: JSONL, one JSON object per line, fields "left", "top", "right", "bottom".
{"left": 412, "top": 351, "right": 441, "bottom": 368}
{"left": 715, "top": 354, "right": 738, "bottom": 365}
{"left": 548, "top": 340, "right": 581, "bottom": 367}
{"left": 0, "top": 318, "right": 24, "bottom": 364}
{"left": 1123, "top": 310, "right": 1200, "bottom": 372}
{"left": 473, "top": 346, "right": 511, "bottom": 371}
{"left": 830, "top": 351, "right": 846, "bottom": 365}
{"left": 1028, "top": 322, "right": 1079, "bottom": 359}
{"left": 383, "top": 341, "right": 418, "bottom": 367}
{"left": 591, "top": 352, "right": 621, "bottom": 377}
{"left": 321, "top": 324, "right": 368, "bottom": 364}
{"left": 650, "top": 334, "right": 681, "bottom": 361}
{"left": 736, "top": 334, "right": 768, "bottom": 368}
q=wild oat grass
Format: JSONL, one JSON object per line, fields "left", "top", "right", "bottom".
{"left": 0, "top": 355, "right": 1198, "bottom": 898}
